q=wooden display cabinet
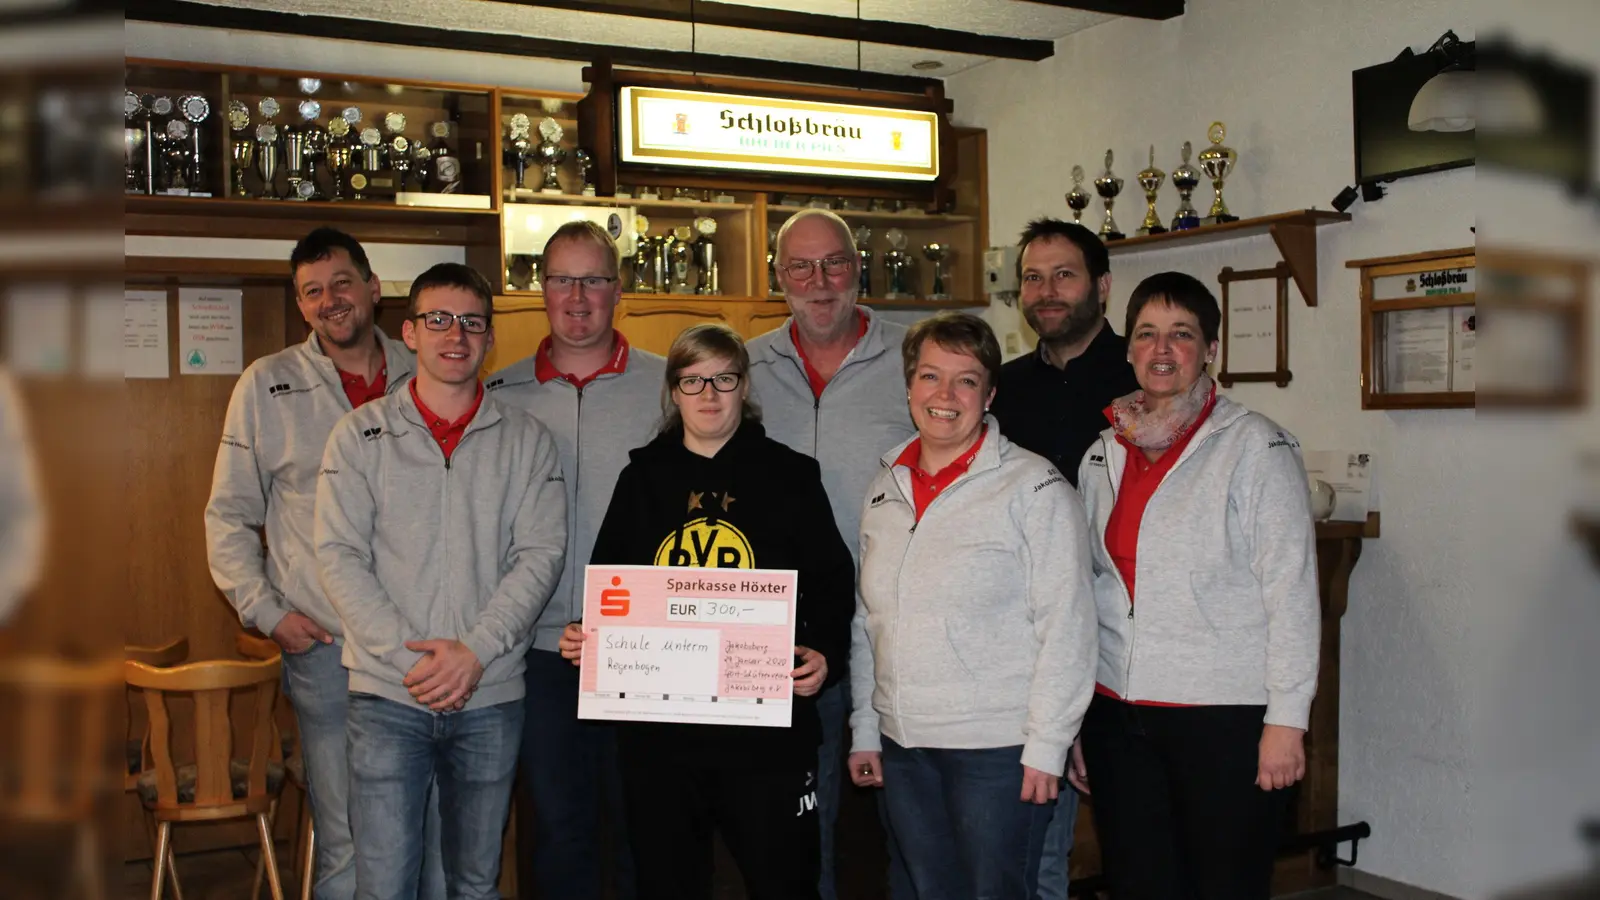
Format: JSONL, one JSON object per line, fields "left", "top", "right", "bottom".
{"left": 1347, "top": 246, "right": 1476, "bottom": 410}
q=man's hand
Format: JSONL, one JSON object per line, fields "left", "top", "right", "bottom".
{"left": 847, "top": 751, "right": 883, "bottom": 788}
{"left": 403, "top": 640, "right": 484, "bottom": 712}
{"left": 1021, "top": 765, "right": 1060, "bottom": 805}
{"left": 270, "top": 612, "right": 333, "bottom": 655}
{"left": 1257, "top": 724, "right": 1307, "bottom": 791}
{"left": 558, "top": 622, "right": 585, "bottom": 666}
{"left": 1065, "top": 738, "right": 1090, "bottom": 795}
{"left": 791, "top": 646, "right": 827, "bottom": 697}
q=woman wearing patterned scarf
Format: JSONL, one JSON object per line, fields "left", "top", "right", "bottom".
{"left": 1070, "top": 271, "right": 1321, "bottom": 899}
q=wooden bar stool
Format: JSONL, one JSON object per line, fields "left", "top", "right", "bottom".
{"left": 0, "top": 654, "right": 123, "bottom": 900}
{"left": 235, "top": 631, "right": 316, "bottom": 900}
{"left": 126, "top": 653, "right": 288, "bottom": 900}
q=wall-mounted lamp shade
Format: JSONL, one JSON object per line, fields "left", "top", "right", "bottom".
{"left": 1476, "top": 70, "right": 1547, "bottom": 134}
{"left": 1408, "top": 70, "right": 1476, "bottom": 132}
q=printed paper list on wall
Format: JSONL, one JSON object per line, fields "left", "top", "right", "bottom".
{"left": 124, "top": 291, "right": 169, "bottom": 379}
{"left": 178, "top": 289, "right": 242, "bottom": 376}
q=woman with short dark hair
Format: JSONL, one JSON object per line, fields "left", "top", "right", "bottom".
{"left": 847, "top": 312, "right": 1098, "bottom": 899}
{"left": 1071, "top": 271, "right": 1321, "bottom": 898}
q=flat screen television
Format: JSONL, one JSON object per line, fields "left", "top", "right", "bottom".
{"left": 1352, "top": 45, "right": 1477, "bottom": 185}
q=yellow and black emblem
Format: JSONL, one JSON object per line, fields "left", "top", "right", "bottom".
{"left": 654, "top": 517, "right": 755, "bottom": 569}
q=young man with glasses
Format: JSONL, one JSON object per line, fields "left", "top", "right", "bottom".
{"left": 316, "top": 262, "right": 567, "bottom": 900}
{"left": 206, "top": 226, "right": 444, "bottom": 900}
{"left": 485, "top": 220, "right": 662, "bottom": 900}
{"left": 747, "top": 208, "right": 917, "bottom": 900}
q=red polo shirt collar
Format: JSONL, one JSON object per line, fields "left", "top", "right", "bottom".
{"left": 790, "top": 310, "right": 869, "bottom": 398}
{"left": 892, "top": 426, "right": 987, "bottom": 522}
{"left": 533, "top": 331, "right": 631, "bottom": 388}
{"left": 336, "top": 361, "right": 388, "bottom": 410}
{"left": 410, "top": 379, "right": 484, "bottom": 462}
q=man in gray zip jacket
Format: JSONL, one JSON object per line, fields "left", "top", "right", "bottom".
{"left": 486, "top": 221, "right": 659, "bottom": 899}
{"left": 204, "top": 228, "right": 443, "bottom": 900}
{"left": 316, "top": 263, "right": 566, "bottom": 900}
{"left": 746, "top": 208, "right": 917, "bottom": 900}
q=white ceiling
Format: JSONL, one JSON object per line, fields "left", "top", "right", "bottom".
{"left": 188, "top": 0, "right": 1118, "bottom": 79}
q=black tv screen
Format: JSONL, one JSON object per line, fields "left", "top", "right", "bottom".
{"left": 1353, "top": 47, "right": 1477, "bottom": 184}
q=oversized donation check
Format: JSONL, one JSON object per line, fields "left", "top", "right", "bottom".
{"left": 577, "top": 565, "right": 799, "bottom": 728}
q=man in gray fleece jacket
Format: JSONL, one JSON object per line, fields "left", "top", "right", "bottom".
{"left": 747, "top": 209, "right": 917, "bottom": 900}
{"left": 485, "top": 220, "right": 660, "bottom": 899}
{"left": 316, "top": 264, "right": 566, "bottom": 900}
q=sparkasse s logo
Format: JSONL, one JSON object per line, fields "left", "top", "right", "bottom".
{"left": 600, "top": 575, "right": 631, "bottom": 617}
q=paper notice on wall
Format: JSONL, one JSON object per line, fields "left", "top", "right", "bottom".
{"left": 1383, "top": 307, "right": 1451, "bottom": 393}
{"left": 1224, "top": 277, "right": 1278, "bottom": 374}
{"left": 178, "top": 288, "right": 243, "bottom": 375}
{"left": 6, "top": 284, "right": 72, "bottom": 375}
{"left": 1450, "top": 305, "right": 1475, "bottom": 392}
{"left": 124, "top": 291, "right": 169, "bottom": 379}
{"left": 1302, "top": 451, "right": 1373, "bottom": 522}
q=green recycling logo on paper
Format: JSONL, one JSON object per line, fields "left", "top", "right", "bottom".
{"left": 186, "top": 349, "right": 207, "bottom": 369}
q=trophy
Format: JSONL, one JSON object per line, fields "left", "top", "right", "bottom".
{"left": 178, "top": 95, "right": 210, "bottom": 195}
{"left": 1094, "top": 149, "right": 1125, "bottom": 241}
{"left": 1136, "top": 145, "right": 1167, "bottom": 236}
{"left": 431, "top": 122, "right": 461, "bottom": 193}
{"left": 1065, "top": 165, "right": 1091, "bottom": 224}
{"left": 1170, "top": 141, "right": 1202, "bottom": 231}
{"left": 255, "top": 122, "right": 279, "bottom": 199}
{"left": 693, "top": 216, "right": 718, "bottom": 295}
{"left": 298, "top": 99, "right": 327, "bottom": 200}
{"left": 631, "top": 216, "right": 656, "bottom": 293}
{"left": 159, "top": 119, "right": 190, "bottom": 192}
{"left": 282, "top": 125, "right": 308, "bottom": 200}
{"left": 575, "top": 148, "right": 595, "bottom": 196}
{"left": 668, "top": 225, "right": 695, "bottom": 294}
{"left": 358, "top": 127, "right": 384, "bottom": 182}
{"left": 124, "top": 91, "right": 146, "bottom": 194}
{"left": 388, "top": 135, "right": 412, "bottom": 192}
{"left": 922, "top": 243, "right": 950, "bottom": 301}
{"left": 1197, "top": 121, "right": 1239, "bottom": 224}
{"left": 226, "top": 100, "right": 251, "bottom": 197}
{"left": 535, "top": 117, "right": 567, "bottom": 194}
{"left": 505, "top": 113, "right": 532, "bottom": 190}
{"left": 766, "top": 227, "right": 780, "bottom": 295}
{"left": 882, "top": 228, "right": 913, "bottom": 300}
{"left": 326, "top": 117, "right": 353, "bottom": 200}
{"left": 298, "top": 78, "right": 322, "bottom": 95}
{"left": 412, "top": 145, "right": 433, "bottom": 192}
{"left": 853, "top": 226, "right": 872, "bottom": 297}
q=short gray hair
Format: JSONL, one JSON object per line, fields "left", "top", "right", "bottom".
{"left": 774, "top": 208, "right": 856, "bottom": 264}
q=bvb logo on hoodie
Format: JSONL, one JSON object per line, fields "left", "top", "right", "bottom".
{"left": 653, "top": 491, "right": 754, "bottom": 569}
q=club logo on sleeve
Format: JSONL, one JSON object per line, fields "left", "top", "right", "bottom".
{"left": 653, "top": 518, "right": 755, "bottom": 569}
{"left": 869, "top": 492, "right": 887, "bottom": 507}
{"left": 362, "top": 426, "right": 384, "bottom": 440}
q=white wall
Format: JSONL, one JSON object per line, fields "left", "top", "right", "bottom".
{"left": 946, "top": 0, "right": 1486, "bottom": 895}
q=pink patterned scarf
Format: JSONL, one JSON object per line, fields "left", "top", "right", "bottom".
{"left": 1107, "top": 374, "right": 1216, "bottom": 451}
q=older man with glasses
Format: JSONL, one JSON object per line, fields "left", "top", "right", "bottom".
{"left": 747, "top": 208, "right": 918, "bottom": 900}
{"left": 486, "top": 220, "right": 663, "bottom": 900}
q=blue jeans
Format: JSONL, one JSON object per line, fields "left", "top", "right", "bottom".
{"left": 880, "top": 738, "right": 1052, "bottom": 900}
{"left": 517, "top": 649, "right": 634, "bottom": 900}
{"left": 815, "top": 680, "right": 846, "bottom": 900}
{"left": 1033, "top": 789, "right": 1078, "bottom": 900}
{"left": 281, "top": 641, "right": 445, "bottom": 900}
{"left": 347, "top": 693, "right": 523, "bottom": 900}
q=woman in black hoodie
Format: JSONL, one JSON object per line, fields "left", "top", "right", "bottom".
{"left": 560, "top": 323, "right": 855, "bottom": 900}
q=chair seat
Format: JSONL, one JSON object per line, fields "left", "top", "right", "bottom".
{"left": 135, "top": 759, "right": 286, "bottom": 806}
{"left": 127, "top": 735, "right": 293, "bottom": 775}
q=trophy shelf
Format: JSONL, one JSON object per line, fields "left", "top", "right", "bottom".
{"left": 503, "top": 192, "right": 754, "bottom": 214}
{"left": 1104, "top": 209, "right": 1352, "bottom": 307}
{"left": 125, "top": 194, "right": 500, "bottom": 246}
{"left": 766, "top": 204, "right": 977, "bottom": 226}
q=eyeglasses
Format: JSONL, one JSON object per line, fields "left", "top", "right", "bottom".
{"left": 674, "top": 372, "right": 743, "bottom": 394}
{"left": 544, "top": 274, "right": 618, "bottom": 294}
{"left": 780, "top": 256, "right": 854, "bottom": 280}
{"left": 414, "top": 311, "right": 490, "bottom": 334}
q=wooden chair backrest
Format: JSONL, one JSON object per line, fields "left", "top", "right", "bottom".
{"left": 124, "top": 656, "right": 281, "bottom": 816}
{"left": 0, "top": 655, "right": 123, "bottom": 823}
{"left": 233, "top": 632, "right": 280, "bottom": 663}
{"left": 124, "top": 637, "right": 190, "bottom": 668}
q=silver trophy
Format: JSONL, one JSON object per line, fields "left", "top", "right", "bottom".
{"left": 631, "top": 216, "right": 656, "bottom": 293}
{"left": 1065, "top": 165, "right": 1091, "bottom": 224}
{"left": 388, "top": 135, "right": 412, "bottom": 192}
{"left": 575, "top": 147, "right": 595, "bottom": 196}
{"left": 535, "top": 117, "right": 567, "bottom": 194}
{"left": 669, "top": 225, "right": 695, "bottom": 294}
{"left": 766, "top": 227, "right": 780, "bottom": 295}
{"left": 431, "top": 121, "right": 461, "bottom": 193}
{"left": 226, "top": 100, "right": 252, "bottom": 198}
{"left": 1197, "top": 121, "right": 1239, "bottom": 224}
{"left": 922, "top": 243, "right": 950, "bottom": 300}
{"left": 1094, "top": 149, "right": 1125, "bottom": 241}
{"left": 255, "top": 122, "right": 279, "bottom": 199}
{"left": 882, "top": 228, "right": 913, "bottom": 300}
{"left": 505, "top": 113, "right": 532, "bottom": 190}
{"left": 282, "top": 125, "right": 308, "bottom": 200}
{"left": 326, "top": 117, "right": 353, "bottom": 200}
{"left": 853, "top": 226, "right": 872, "bottom": 297}
{"left": 124, "top": 90, "right": 146, "bottom": 194}
{"left": 178, "top": 95, "right": 210, "bottom": 195}
{"left": 693, "top": 216, "right": 718, "bottom": 295}
{"left": 1170, "top": 141, "right": 1202, "bottom": 231}
{"left": 297, "top": 98, "right": 326, "bottom": 200}
{"left": 1136, "top": 144, "right": 1167, "bottom": 236}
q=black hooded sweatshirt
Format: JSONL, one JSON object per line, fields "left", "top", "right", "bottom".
{"left": 589, "top": 418, "right": 856, "bottom": 770}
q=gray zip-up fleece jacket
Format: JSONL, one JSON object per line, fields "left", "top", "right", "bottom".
{"left": 747, "top": 311, "right": 916, "bottom": 562}
{"left": 850, "top": 420, "right": 1098, "bottom": 777}
{"left": 205, "top": 331, "right": 416, "bottom": 639}
{"left": 484, "top": 342, "right": 666, "bottom": 652}
{"left": 314, "top": 386, "right": 567, "bottom": 712}
{"left": 1075, "top": 395, "right": 1320, "bottom": 730}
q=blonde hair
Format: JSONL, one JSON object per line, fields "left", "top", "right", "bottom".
{"left": 660, "top": 323, "right": 762, "bottom": 433}
{"left": 542, "top": 219, "right": 621, "bottom": 278}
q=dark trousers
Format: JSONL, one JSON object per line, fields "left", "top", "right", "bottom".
{"left": 619, "top": 744, "right": 821, "bottom": 900}
{"left": 1079, "top": 693, "right": 1292, "bottom": 900}
{"left": 517, "top": 648, "right": 634, "bottom": 900}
